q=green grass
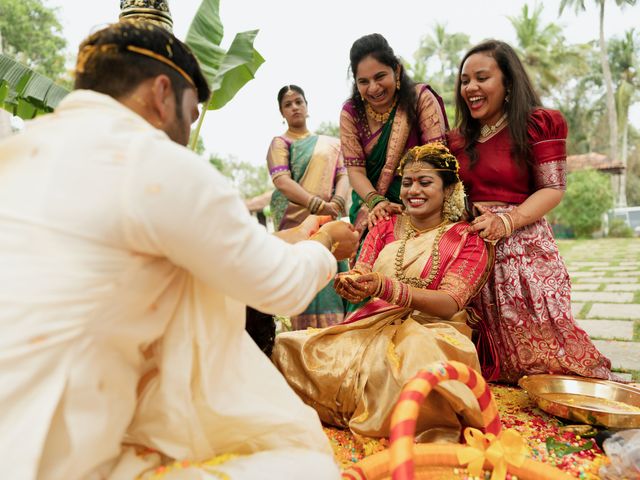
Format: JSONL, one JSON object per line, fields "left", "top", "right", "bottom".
{"left": 578, "top": 302, "right": 592, "bottom": 318}
{"left": 612, "top": 368, "right": 640, "bottom": 382}
{"left": 557, "top": 238, "right": 638, "bottom": 263}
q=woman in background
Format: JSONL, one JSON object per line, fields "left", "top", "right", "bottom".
{"left": 340, "top": 33, "right": 448, "bottom": 236}
{"left": 267, "top": 84, "right": 349, "bottom": 329}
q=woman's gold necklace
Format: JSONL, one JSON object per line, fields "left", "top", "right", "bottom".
{"left": 394, "top": 218, "right": 449, "bottom": 288}
{"left": 365, "top": 97, "right": 398, "bottom": 124}
{"left": 479, "top": 112, "right": 507, "bottom": 138}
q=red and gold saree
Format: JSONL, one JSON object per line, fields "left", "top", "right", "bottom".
{"left": 273, "top": 217, "right": 492, "bottom": 442}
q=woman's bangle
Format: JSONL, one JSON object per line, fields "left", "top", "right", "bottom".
{"left": 366, "top": 194, "right": 388, "bottom": 211}
{"left": 504, "top": 211, "right": 516, "bottom": 231}
{"left": 364, "top": 191, "right": 378, "bottom": 204}
{"left": 307, "top": 195, "right": 325, "bottom": 214}
{"left": 364, "top": 191, "right": 387, "bottom": 210}
{"left": 373, "top": 276, "right": 412, "bottom": 308}
{"left": 497, "top": 213, "right": 513, "bottom": 237}
{"left": 331, "top": 194, "right": 346, "bottom": 214}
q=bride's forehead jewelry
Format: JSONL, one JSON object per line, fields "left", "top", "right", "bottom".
{"left": 397, "top": 142, "right": 460, "bottom": 180}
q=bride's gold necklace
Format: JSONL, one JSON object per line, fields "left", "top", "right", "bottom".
{"left": 409, "top": 218, "right": 449, "bottom": 235}
{"left": 365, "top": 97, "right": 398, "bottom": 124}
{"left": 394, "top": 217, "right": 449, "bottom": 288}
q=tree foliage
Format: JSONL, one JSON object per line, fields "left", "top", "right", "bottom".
{"left": 412, "top": 23, "right": 470, "bottom": 121}
{"left": 209, "top": 155, "right": 271, "bottom": 199}
{"left": 625, "top": 126, "right": 640, "bottom": 205}
{"left": 315, "top": 121, "right": 339, "bottom": 138}
{"left": 0, "top": 0, "right": 67, "bottom": 79}
{"left": 185, "top": 0, "right": 265, "bottom": 150}
{"left": 0, "top": 53, "right": 69, "bottom": 119}
{"left": 508, "top": 3, "right": 582, "bottom": 98}
{"left": 559, "top": 0, "right": 637, "bottom": 205}
{"left": 548, "top": 169, "right": 614, "bottom": 237}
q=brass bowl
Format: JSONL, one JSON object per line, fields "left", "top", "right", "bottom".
{"left": 518, "top": 374, "right": 640, "bottom": 428}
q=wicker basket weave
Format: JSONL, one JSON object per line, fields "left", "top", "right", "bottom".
{"left": 341, "top": 361, "right": 573, "bottom": 480}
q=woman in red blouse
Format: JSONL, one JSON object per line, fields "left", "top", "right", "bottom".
{"left": 448, "top": 40, "right": 617, "bottom": 383}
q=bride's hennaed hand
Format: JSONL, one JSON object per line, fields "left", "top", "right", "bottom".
{"left": 334, "top": 275, "right": 364, "bottom": 302}
{"left": 338, "top": 275, "right": 371, "bottom": 302}
{"left": 354, "top": 272, "right": 382, "bottom": 298}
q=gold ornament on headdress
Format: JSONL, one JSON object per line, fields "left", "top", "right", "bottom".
{"left": 119, "top": 0, "right": 173, "bottom": 31}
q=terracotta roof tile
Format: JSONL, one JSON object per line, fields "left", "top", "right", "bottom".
{"left": 566, "top": 152, "right": 625, "bottom": 173}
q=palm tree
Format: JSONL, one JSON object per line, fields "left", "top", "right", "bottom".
{"left": 413, "top": 23, "right": 470, "bottom": 120}
{"left": 609, "top": 29, "right": 639, "bottom": 205}
{"left": 508, "top": 3, "right": 574, "bottom": 98}
{"left": 609, "top": 30, "right": 638, "bottom": 168}
{"left": 559, "top": 0, "right": 637, "bottom": 206}
{"left": 415, "top": 23, "right": 470, "bottom": 83}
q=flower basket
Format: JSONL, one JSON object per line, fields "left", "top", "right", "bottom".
{"left": 341, "top": 361, "right": 572, "bottom": 480}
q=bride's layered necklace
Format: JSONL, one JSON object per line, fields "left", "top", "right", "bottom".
{"left": 394, "top": 218, "right": 449, "bottom": 288}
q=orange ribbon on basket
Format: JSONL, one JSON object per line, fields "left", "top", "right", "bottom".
{"left": 456, "top": 427, "right": 528, "bottom": 480}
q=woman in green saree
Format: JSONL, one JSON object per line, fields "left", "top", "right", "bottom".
{"left": 267, "top": 85, "right": 350, "bottom": 329}
{"left": 340, "top": 33, "right": 449, "bottom": 236}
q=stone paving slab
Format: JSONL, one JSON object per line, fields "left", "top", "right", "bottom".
{"left": 576, "top": 319, "right": 634, "bottom": 340}
{"left": 604, "top": 284, "right": 640, "bottom": 292}
{"left": 567, "top": 271, "right": 597, "bottom": 278}
{"left": 591, "top": 266, "right": 639, "bottom": 271}
{"left": 613, "top": 271, "right": 640, "bottom": 276}
{"left": 571, "top": 292, "right": 635, "bottom": 303}
{"left": 592, "top": 340, "right": 640, "bottom": 370}
{"left": 568, "top": 262, "right": 610, "bottom": 267}
{"left": 577, "top": 277, "right": 638, "bottom": 283}
{"left": 571, "top": 303, "right": 584, "bottom": 317}
{"left": 571, "top": 284, "right": 600, "bottom": 291}
{"left": 588, "top": 303, "right": 640, "bottom": 319}
{"left": 620, "top": 261, "right": 639, "bottom": 266}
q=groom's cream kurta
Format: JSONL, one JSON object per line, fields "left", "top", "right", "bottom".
{"left": 0, "top": 91, "right": 339, "bottom": 480}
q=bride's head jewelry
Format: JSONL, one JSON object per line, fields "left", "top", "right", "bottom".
{"left": 396, "top": 142, "right": 460, "bottom": 178}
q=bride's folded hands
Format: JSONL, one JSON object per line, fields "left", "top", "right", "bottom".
{"left": 334, "top": 271, "right": 381, "bottom": 303}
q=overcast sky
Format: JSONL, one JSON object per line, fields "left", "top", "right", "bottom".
{"left": 50, "top": 0, "right": 639, "bottom": 165}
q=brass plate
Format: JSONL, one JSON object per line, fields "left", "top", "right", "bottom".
{"left": 518, "top": 374, "right": 640, "bottom": 428}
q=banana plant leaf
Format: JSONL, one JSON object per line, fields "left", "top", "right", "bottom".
{"left": 0, "top": 54, "right": 69, "bottom": 120}
{"left": 185, "top": 0, "right": 264, "bottom": 111}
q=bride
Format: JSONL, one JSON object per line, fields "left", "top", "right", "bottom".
{"left": 272, "top": 143, "right": 493, "bottom": 443}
